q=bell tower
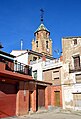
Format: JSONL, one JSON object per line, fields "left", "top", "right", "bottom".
{"left": 32, "top": 9, "right": 52, "bottom": 56}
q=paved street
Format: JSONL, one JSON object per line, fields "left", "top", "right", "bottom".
{"left": 2, "top": 108, "right": 81, "bottom": 119}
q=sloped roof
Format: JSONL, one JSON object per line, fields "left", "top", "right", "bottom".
{"left": 0, "top": 50, "right": 15, "bottom": 61}
{"left": 34, "top": 23, "right": 50, "bottom": 34}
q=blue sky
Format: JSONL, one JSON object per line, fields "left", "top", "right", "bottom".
{"left": 0, "top": 0, "right": 81, "bottom": 58}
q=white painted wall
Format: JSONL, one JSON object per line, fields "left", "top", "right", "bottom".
{"left": 63, "top": 85, "right": 74, "bottom": 109}
{"left": 62, "top": 61, "right": 81, "bottom": 111}
{"left": 11, "top": 50, "right": 28, "bottom": 65}
{"left": 31, "top": 62, "right": 43, "bottom": 81}
{"left": 31, "top": 59, "right": 63, "bottom": 81}
{"left": 15, "top": 53, "right": 28, "bottom": 65}
{"left": 63, "top": 83, "right": 81, "bottom": 110}
{"left": 43, "top": 61, "right": 63, "bottom": 71}
{"left": 11, "top": 50, "right": 27, "bottom": 56}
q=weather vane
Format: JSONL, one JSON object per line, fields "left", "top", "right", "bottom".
{"left": 40, "top": 8, "right": 44, "bottom": 23}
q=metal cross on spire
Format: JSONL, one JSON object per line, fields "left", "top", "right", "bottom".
{"left": 40, "top": 8, "right": 44, "bottom": 23}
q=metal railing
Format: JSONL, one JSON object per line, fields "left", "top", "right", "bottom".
{"left": 0, "top": 59, "right": 32, "bottom": 76}
{"left": 30, "top": 58, "right": 60, "bottom": 65}
{"left": 69, "top": 64, "right": 81, "bottom": 73}
{"left": 45, "top": 59, "right": 60, "bottom": 66}
{"left": 13, "top": 61, "right": 32, "bottom": 76}
{"left": 30, "top": 59, "right": 42, "bottom": 65}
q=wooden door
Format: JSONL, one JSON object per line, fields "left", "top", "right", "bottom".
{"left": 38, "top": 87, "right": 45, "bottom": 107}
{"left": 55, "top": 91, "right": 60, "bottom": 106}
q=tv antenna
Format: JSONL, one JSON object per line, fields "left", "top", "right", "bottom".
{"left": 20, "top": 40, "right": 23, "bottom": 50}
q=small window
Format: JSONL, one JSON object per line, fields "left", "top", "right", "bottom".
{"left": 74, "top": 39, "right": 77, "bottom": 45}
{"left": 46, "top": 41, "right": 48, "bottom": 49}
{"left": 36, "top": 41, "right": 38, "bottom": 47}
{"left": 53, "top": 71, "right": 59, "bottom": 73}
{"left": 73, "top": 55, "right": 80, "bottom": 69}
{"left": 38, "top": 56, "right": 41, "bottom": 59}
{"left": 33, "top": 70, "right": 37, "bottom": 80}
{"left": 52, "top": 70, "right": 59, "bottom": 80}
{"left": 54, "top": 77, "right": 59, "bottom": 80}
{"left": 33, "top": 57, "right": 37, "bottom": 61}
{"left": 76, "top": 74, "right": 81, "bottom": 83}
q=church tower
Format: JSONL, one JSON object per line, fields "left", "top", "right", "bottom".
{"left": 32, "top": 9, "right": 52, "bottom": 56}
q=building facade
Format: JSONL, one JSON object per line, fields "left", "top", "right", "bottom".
{"left": 11, "top": 49, "right": 54, "bottom": 81}
{"left": 11, "top": 22, "right": 54, "bottom": 82}
{"left": 0, "top": 51, "right": 52, "bottom": 118}
{"left": 43, "top": 59, "right": 63, "bottom": 107}
{"left": 62, "top": 37, "right": 81, "bottom": 110}
{"left": 11, "top": 22, "right": 63, "bottom": 109}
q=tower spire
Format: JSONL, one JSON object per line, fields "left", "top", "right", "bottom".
{"left": 40, "top": 8, "right": 44, "bottom": 23}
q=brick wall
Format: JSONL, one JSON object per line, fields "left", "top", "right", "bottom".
{"left": 43, "top": 67, "right": 61, "bottom": 85}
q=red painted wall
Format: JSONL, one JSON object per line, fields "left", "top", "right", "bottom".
{"left": 51, "top": 86, "right": 62, "bottom": 107}
{"left": 0, "top": 83, "right": 17, "bottom": 118}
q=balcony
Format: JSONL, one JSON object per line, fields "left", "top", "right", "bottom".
{"left": 0, "top": 59, "right": 32, "bottom": 76}
{"left": 13, "top": 61, "right": 32, "bottom": 76}
{"left": 30, "top": 58, "right": 60, "bottom": 65}
{"left": 69, "top": 65, "right": 81, "bottom": 73}
{"left": 30, "top": 59, "right": 42, "bottom": 65}
{"left": 45, "top": 59, "right": 60, "bottom": 66}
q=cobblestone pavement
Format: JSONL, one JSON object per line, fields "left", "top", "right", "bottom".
{"left": 1, "top": 108, "right": 81, "bottom": 119}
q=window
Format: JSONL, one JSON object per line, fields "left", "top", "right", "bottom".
{"left": 52, "top": 70, "right": 59, "bottom": 80}
{"left": 53, "top": 71, "right": 59, "bottom": 73}
{"left": 38, "top": 56, "right": 41, "bottom": 59}
{"left": 73, "top": 55, "right": 80, "bottom": 69}
{"left": 54, "top": 77, "right": 59, "bottom": 80}
{"left": 76, "top": 74, "right": 81, "bottom": 83}
{"left": 74, "top": 39, "right": 77, "bottom": 45}
{"left": 46, "top": 41, "right": 48, "bottom": 49}
{"left": 46, "top": 32, "right": 47, "bottom": 37}
{"left": 33, "top": 57, "right": 37, "bottom": 61}
{"left": 73, "top": 93, "right": 81, "bottom": 107}
{"left": 36, "top": 41, "right": 38, "bottom": 47}
{"left": 33, "top": 70, "right": 37, "bottom": 80}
